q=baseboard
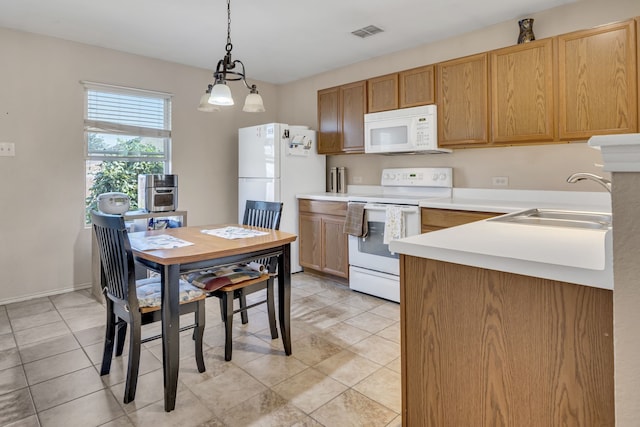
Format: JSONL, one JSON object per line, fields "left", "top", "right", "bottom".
{"left": 0, "top": 283, "right": 93, "bottom": 306}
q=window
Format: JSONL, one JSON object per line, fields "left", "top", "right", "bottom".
{"left": 83, "top": 82, "right": 172, "bottom": 224}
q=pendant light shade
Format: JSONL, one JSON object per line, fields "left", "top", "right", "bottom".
{"left": 242, "top": 86, "right": 265, "bottom": 112}
{"left": 198, "top": 0, "right": 264, "bottom": 112}
{"left": 209, "top": 82, "right": 234, "bottom": 106}
{"left": 198, "top": 85, "right": 220, "bottom": 112}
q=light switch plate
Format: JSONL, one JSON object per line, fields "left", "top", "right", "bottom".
{"left": 0, "top": 142, "right": 15, "bottom": 157}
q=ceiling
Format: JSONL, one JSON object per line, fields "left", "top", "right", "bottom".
{"left": 0, "top": 0, "right": 576, "bottom": 85}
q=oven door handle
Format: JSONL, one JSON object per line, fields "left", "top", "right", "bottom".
{"left": 363, "top": 204, "right": 419, "bottom": 213}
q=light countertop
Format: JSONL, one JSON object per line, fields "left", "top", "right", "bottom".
{"left": 298, "top": 188, "right": 612, "bottom": 213}
{"left": 389, "top": 188, "right": 612, "bottom": 290}
{"left": 390, "top": 219, "right": 612, "bottom": 289}
{"left": 301, "top": 187, "right": 613, "bottom": 289}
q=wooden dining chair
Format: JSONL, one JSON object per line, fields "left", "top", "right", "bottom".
{"left": 91, "top": 211, "right": 206, "bottom": 404}
{"left": 188, "top": 200, "right": 283, "bottom": 361}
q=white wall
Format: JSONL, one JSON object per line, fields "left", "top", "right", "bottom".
{"left": 0, "top": 28, "right": 277, "bottom": 303}
{"left": 277, "top": 0, "right": 640, "bottom": 191}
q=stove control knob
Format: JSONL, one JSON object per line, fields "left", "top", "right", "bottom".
{"left": 432, "top": 173, "right": 440, "bottom": 181}
{"left": 439, "top": 173, "right": 448, "bottom": 181}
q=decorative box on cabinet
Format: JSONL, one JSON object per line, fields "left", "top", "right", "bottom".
{"left": 91, "top": 210, "right": 187, "bottom": 301}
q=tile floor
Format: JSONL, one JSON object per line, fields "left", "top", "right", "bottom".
{"left": 0, "top": 273, "right": 402, "bottom": 427}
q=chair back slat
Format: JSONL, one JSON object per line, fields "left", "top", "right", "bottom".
{"left": 242, "top": 200, "right": 283, "bottom": 271}
{"left": 92, "top": 211, "right": 138, "bottom": 309}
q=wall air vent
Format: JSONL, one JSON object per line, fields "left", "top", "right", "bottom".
{"left": 351, "top": 25, "right": 384, "bottom": 38}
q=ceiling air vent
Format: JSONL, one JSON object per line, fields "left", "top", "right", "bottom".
{"left": 351, "top": 25, "right": 384, "bottom": 39}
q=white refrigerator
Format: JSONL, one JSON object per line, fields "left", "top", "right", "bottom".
{"left": 238, "top": 123, "right": 326, "bottom": 273}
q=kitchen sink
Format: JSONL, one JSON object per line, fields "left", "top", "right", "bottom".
{"left": 489, "top": 209, "right": 611, "bottom": 230}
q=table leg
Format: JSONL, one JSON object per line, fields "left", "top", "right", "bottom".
{"left": 161, "top": 264, "right": 180, "bottom": 412}
{"left": 278, "top": 243, "right": 292, "bottom": 355}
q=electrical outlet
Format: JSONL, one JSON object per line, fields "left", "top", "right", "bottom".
{"left": 0, "top": 142, "right": 15, "bottom": 157}
{"left": 492, "top": 176, "right": 509, "bottom": 187}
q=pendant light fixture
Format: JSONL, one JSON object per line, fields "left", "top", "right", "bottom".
{"left": 199, "top": 0, "right": 265, "bottom": 112}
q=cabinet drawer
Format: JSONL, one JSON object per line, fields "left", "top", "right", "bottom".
{"left": 421, "top": 208, "right": 500, "bottom": 230}
{"left": 299, "top": 199, "right": 347, "bottom": 216}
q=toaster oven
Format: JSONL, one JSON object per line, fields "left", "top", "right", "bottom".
{"left": 138, "top": 174, "right": 178, "bottom": 212}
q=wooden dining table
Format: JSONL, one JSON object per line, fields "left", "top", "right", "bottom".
{"left": 130, "top": 224, "right": 297, "bottom": 412}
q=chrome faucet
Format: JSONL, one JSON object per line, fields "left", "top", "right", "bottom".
{"left": 566, "top": 172, "right": 612, "bottom": 193}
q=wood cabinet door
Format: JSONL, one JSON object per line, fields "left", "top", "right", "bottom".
{"left": 317, "top": 87, "right": 341, "bottom": 154}
{"left": 558, "top": 19, "right": 638, "bottom": 140}
{"left": 340, "top": 81, "right": 367, "bottom": 153}
{"left": 367, "top": 73, "right": 399, "bottom": 113}
{"left": 437, "top": 53, "right": 490, "bottom": 146}
{"left": 491, "top": 38, "right": 555, "bottom": 143}
{"left": 401, "top": 256, "right": 614, "bottom": 426}
{"left": 321, "top": 216, "right": 349, "bottom": 278}
{"left": 399, "top": 65, "right": 435, "bottom": 108}
{"left": 298, "top": 213, "right": 322, "bottom": 271}
{"left": 421, "top": 208, "right": 500, "bottom": 233}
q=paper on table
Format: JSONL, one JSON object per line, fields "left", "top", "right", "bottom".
{"left": 201, "top": 226, "right": 269, "bottom": 239}
{"left": 129, "top": 234, "right": 194, "bottom": 251}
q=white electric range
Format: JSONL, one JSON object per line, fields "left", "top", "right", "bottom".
{"left": 347, "top": 167, "right": 453, "bottom": 302}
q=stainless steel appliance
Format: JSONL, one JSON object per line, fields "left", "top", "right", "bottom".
{"left": 138, "top": 174, "right": 178, "bottom": 212}
{"left": 328, "top": 167, "right": 347, "bottom": 193}
{"left": 348, "top": 167, "right": 453, "bottom": 302}
{"left": 364, "top": 105, "right": 451, "bottom": 154}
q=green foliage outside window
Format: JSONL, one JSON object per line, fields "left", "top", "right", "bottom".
{"left": 85, "top": 135, "right": 164, "bottom": 223}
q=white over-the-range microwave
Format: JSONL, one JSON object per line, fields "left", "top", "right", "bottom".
{"left": 364, "top": 105, "right": 451, "bottom": 154}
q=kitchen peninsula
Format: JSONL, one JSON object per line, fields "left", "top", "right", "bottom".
{"left": 389, "top": 198, "right": 614, "bottom": 426}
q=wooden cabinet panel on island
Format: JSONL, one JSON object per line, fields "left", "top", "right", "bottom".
{"left": 367, "top": 73, "right": 399, "bottom": 113}
{"left": 558, "top": 19, "right": 638, "bottom": 140}
{"left": 490, "top": 38, "right": 556, "bottom": 143}
{"left": 400, "top": 256, "right": 614, "bottom": 426}
{"left": 437, "top": 53, "right": 490, "bottom": 146}
{"left": 298, "top": 199, "right": 348, "bottom": 278}
{"left": 317, "top": 82, "right": 366, "bottom": 154}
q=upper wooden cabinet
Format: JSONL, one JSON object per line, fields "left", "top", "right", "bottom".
{"left": 437, "top": 53, "right": 490, "bottom": 146}
{"left": 341, "top": 81, "right": 367, "bottom": 153}
{"left": 317, "top": 81, "right": 367, "bottom": 154}
{"left": 490, "top": 38, "right": 556, "bottom": 143}
{"left": 317, "top": 87, "right": 341, "bottom": 154}
{"left": 558, "top": 19, "right": 638, "bottom": 140}
{"left": 399, "top": 65, "right": 435, "bottom": 108}
{"left": 319, "top": 17, "right": 640, "bottom": 151}
{"left": 367, "top": 73, "right": 398, "bottom": 113}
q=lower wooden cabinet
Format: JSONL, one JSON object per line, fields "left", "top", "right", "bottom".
{"left": 400, "top": 256, "right": 614, "bottom": 426}
{"left": 421, "top": 208, "right": 501, "bottom": 233}
{"left": 298, "top": 199, "right": 349, "bottom": 278}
